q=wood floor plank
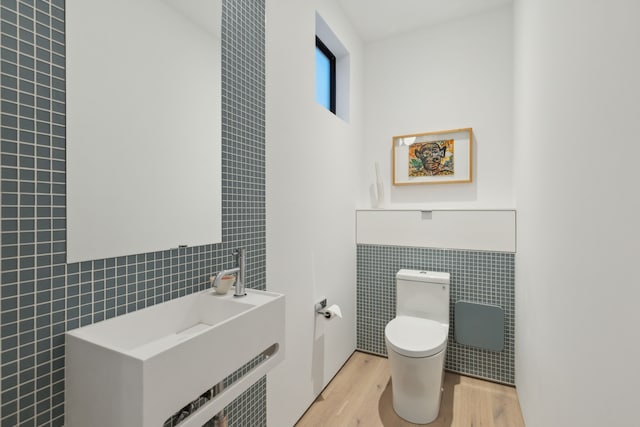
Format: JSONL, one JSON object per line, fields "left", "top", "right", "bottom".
{"left": 295, "top": 351, "right": 525, "bottom": 427}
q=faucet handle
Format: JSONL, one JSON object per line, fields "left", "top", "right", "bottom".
{"left": 233, "top": 248, "right": 247, "bottom": 262}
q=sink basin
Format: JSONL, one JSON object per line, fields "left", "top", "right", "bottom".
{"left": 65, "top": 288, "right": 285, "bottom": 427}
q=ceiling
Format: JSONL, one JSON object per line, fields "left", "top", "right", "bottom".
{"left": 336, "top": 0, "right": 513, "bottom": 43}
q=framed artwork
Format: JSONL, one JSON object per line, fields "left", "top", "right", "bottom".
{"left": 392, "top": 128, "right": 472, "bottom": 185}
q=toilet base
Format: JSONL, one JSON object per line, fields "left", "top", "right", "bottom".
{"left": 387, "top": 347, "right": 446, "bottom": 424}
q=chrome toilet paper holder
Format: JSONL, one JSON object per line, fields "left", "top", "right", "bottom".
{"left": 315, "top": 298, "right": 331, "bottom": 318}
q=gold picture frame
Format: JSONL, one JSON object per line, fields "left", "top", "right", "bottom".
{"left": 392, "top": 128, "right": 473, "bottom": 186}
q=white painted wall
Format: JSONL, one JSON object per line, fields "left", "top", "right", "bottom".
{"left": 265, "top": 1, "right": 363, "bottom": 426}
{"left": 360, "top": 5, "right": 514, "bottom": 209}
{"left": 514, "top": 1, "right": 640, "bottom": 426}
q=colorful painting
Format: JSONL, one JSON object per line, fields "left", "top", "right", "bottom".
{"left": 408, "top": 139, "right": 454, "bottom": 177}
{"left": 393, "top": 128, "right": 472, "bottom": 185}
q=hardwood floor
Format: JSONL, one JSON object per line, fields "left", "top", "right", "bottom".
{"left": 295, "top": 351, "right": 525, "bottom": 427}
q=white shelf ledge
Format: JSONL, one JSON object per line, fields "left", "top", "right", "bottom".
{"left": 356, "top": 209, "right": 516, "bottom": 253}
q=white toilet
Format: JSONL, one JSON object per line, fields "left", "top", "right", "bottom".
{"left": 385, "top": 269, "right": 450, "bottom": 424}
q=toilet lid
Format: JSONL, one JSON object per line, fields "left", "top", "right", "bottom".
{"left": 385, "top": 316, "right": 448, "bottom": 358}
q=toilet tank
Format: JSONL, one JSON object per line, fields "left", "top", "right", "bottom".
{"left": 396, "top": 269, "right": 450, "bottom": 324}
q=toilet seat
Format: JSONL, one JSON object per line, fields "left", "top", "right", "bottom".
{"left": 385, "top": 315, "right": 448, "bottom": 358}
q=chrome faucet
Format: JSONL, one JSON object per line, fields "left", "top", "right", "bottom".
{"left": 212, "top": 248, "right": 246, "bottom": 297}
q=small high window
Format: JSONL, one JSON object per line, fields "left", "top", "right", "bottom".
{"left": 315, "top": 12, "right": 350, "bottom": 121}
{"left": 315, "top": 36, "right": 336, "bottom": 114}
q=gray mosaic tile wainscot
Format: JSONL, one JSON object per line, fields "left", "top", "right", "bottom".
{"left": 0, "top": 0, "right": 266, "bottom": 426}
{"left": 357, "top": 244, "right": 515, "bottom": 385}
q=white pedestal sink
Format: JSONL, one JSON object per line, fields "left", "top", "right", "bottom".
{"left": 65, "top": 288, "right": 285, "bottom": 427}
